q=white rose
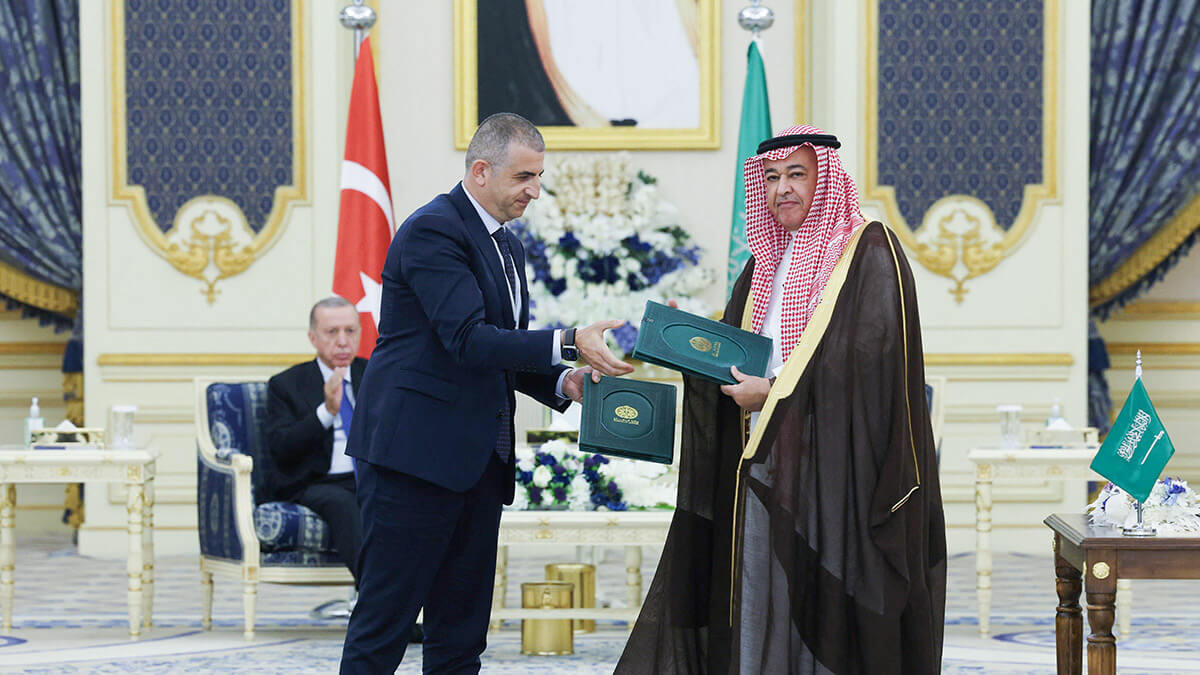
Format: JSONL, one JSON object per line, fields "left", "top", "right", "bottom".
{"left": 532, "top": 465, "right": 553, "bottom": 488}
{"left": 517, "top": 456, "right": 535, "bottom": 473}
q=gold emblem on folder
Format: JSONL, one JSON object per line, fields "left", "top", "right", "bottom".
{"left": 689, "top": 336, "right": 713, "bottom": 352}
{"left": 614, "top": 405, "right": 639, "bottom": 420}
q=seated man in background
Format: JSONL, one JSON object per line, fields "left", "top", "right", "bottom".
{"left": 265, "top": 297, "right": 367, "bottom": 613}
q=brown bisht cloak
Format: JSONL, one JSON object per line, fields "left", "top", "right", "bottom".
{"left": 616, "top": 222, "right": 946, "bottom": 674}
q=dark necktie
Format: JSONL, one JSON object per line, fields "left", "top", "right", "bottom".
{"left": 490, "top": 228, "right": 515, "bottom": 463}
{"left": 491, "top": 227, "right": 518, "bottom": 310}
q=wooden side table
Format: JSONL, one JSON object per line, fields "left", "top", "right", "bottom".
{"left": 0, "top": 448, "right": 156, "bottom": 637}
{"left": 1046, "top": 513, "right": 1200, "bottom": 675}
{"left": 967, "top": 447, "right": 1118, "bottom": 635}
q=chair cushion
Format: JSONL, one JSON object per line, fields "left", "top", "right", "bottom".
{"left": 205, "top": 382, "right": 272, "bottom": 502}
{"left": 197, "top": 454, "right": 243, "bottom": 562}
{"left": 262, "top": 550, "right": 345, "bottom": 567}
{"left": 254, "top": 501, "right": 335, "bottom": 553}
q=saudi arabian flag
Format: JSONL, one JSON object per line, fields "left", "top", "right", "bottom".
{"left": 1090, "top": 377, "right": 1176, "bottom": 503}
{"left": 727, "top": 41, "right": 772, "bottom": 292}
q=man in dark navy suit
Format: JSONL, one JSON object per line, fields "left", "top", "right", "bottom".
{"left": 340, "top": 113, "right": 633, "bottom": 673}
{"left": 266, "top": 297, "right": 367, "bottom": 583}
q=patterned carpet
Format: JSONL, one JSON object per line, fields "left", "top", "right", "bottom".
{"left": 2, "top": 535, "right": 1200, "bottom": 673}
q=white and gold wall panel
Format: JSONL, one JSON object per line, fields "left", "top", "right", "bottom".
{"left": 804, "top": 0, "right": 1090, "bottom": 552}
{"left": 79, "top": 0, "right": 362, "bottom": 556}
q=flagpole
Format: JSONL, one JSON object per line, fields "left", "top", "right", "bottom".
{"left": 1123, "top": 348, "right": 1157, "bottom": 537}
{"left": 340, "top": 0, "right": 376, "bottom": 59}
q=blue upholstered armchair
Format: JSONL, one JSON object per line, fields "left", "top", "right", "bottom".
{"left": 195, "top": 377, "right": 353, "bottom": 638}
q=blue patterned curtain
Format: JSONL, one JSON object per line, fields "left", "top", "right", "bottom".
{"left": 1087, "top": 0, "right": 1200, "bottom": 432}
{"left": 0, "top": 0, "right": 82, "bottom": 333}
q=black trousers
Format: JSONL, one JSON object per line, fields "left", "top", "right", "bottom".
{"left": 340, "top": 454, "right": 505, "bottom": 674}
{"left": 291, "top": 472, "right": 362, "bottom": 584}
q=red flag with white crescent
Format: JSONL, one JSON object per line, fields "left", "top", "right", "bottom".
{"left": 333, "top": 37, "right": 393, "bottom": 359}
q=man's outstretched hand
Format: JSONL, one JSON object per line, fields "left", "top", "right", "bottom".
{"left": 575, "top": 320, "right": 635, "bottom": 377}
{"left": 562, "top": 366, "right": 594, "bottom": 403}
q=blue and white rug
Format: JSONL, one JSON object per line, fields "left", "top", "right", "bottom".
{"left": 2, "top": 536, "right": 1199, "bottom": 673}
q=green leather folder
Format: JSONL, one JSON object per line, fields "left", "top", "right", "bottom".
{"left": 632, "top": 300, "right": 773, "bottom": 385}
{"left": 579, "top": 376, "right": 676, "bottom": 464}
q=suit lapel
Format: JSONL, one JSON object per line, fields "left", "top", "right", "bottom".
{"left": 449, "top": 183, "right": 516, "bottom": 329}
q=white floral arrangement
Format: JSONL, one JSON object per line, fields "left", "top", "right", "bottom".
{"left": 510, "top": 153, "right": 714, "bottom": 355}
{"left": 1088, "top": 477, "right": 1200, "bottom": 535}
{"left": 508, "top": 439, "right": 675, "bottom": 511}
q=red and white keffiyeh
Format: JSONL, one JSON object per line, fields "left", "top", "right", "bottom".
{"left": 744, "top": 124, "right": 866, "bottom": 362}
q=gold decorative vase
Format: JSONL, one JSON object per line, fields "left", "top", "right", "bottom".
{"left": 545, "top": 562, "right": 596, "bottom": 633}
{"left": 520, "top": 581, "right": 574, "bottom": 655}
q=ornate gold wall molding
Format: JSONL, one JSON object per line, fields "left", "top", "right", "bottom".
{"left": 924, "top": 353, "right": 1074, "bottom": 367}
{"left": 1089, "top": 189, "right": 1200, "bottom": 309}
{"left": 1107, "top": 342, "right": 1200, "bottom": 356}
{"left": 1114, "top": 301, "right": 1200, "bottom": 321}
{"left": 0, "top": 342, "right": 67, "bottom": 356}
{"left": 98, "top": 353, "right": 313, "bottom": 367}
{"left": 861, "top": 0, "right": 1060, "bottom": 302}
{"left": 0, "top": 260, "right": 78, "bottom": 317}
{"left": 108, "top": 0, "right": 308, "bottom": 304}
{"left": 794, "top": 0, "right": 810, "bottom": 123}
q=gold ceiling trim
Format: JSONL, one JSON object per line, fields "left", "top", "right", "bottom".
{"left": 861, "top": 0, "right": 1060, "bottom": 302}
{"left": 109, "top": 0, "right": 308, "bottom": 303}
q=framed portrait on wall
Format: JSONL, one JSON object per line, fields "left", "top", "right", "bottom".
{"left": 454, "top": 0, "right": 721, "bottom": 150}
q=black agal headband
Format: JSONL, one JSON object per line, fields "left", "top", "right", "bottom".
{"left": 756, "top": 133, "right": 841, "bottom": 155}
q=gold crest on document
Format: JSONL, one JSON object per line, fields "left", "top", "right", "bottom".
{"left": 614, "top": 405, "right": 639, "bottom": 420}
{"left": 689, "top": 336, "right": 713, "bottom": 353}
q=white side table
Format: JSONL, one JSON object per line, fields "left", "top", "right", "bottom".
{"left": 0, "top": 447, "right": 156, "bottom": 637}
{"left": 967, "top": 447, "right": 1134, "bottom": 636}
{"left": 493, "top": 510, "right": 672, "bottom": 625}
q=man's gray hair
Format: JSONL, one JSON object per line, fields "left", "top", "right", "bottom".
{"left": 465, "top": 112, "right": 545, "bottom": 170}
{"left": 309, "top": 296, "right": 356, "bottom": 330}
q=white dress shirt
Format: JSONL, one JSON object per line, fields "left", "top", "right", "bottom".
{"left": 750, "top": 236, "right": 795, "bottom": 431}
{"left": 462, "top": 184, "right": 572, "bottom": 399}
{"left": 314, "top": 358, "right": 356, "bottom": 475}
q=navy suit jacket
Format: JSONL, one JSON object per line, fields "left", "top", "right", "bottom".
{"left": 346, "top": 183, "right": 570, "bottom": 503}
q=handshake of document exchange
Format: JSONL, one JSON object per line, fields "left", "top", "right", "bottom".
{"left": 580, "top": 301, "right": 773, "bottom": 466}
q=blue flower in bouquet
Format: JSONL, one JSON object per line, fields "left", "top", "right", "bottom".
{"left": 529, "top": 487, "right": 543, "bottom": 505}
{"left": 558, "top": 231, "right": 581, "bottom": 253}
{"left": 611, "top": 322, "right": 638, "bottom": 354}
{"left": 1163, "top": 477, "right": 1188, "bottom": 506}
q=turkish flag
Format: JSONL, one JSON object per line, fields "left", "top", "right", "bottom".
{"left": 333, "top": 37, "right": 393, "bottom": 359}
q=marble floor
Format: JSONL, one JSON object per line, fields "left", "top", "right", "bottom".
{"left": 2, "top": 535, "right": 1199, "bottom": 673}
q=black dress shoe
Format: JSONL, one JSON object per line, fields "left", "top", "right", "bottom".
{"left": 410, "top": 623, "right": 424, "bottom": 643}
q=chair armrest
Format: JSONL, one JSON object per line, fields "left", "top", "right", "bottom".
{"left": 196, "top": 447, "right": 259, "bottom": 570}
{"left": 230, "top": 453, "right": 261, "bottom": 571}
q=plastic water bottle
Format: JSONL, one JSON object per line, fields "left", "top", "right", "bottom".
{"left": 1046, "top": 398, "right": 1065, "bottom": 427}
{"left": 24, "top": 397, "right": 44, "bottom": 448}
